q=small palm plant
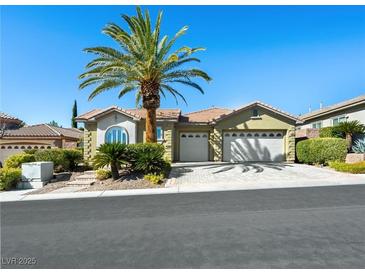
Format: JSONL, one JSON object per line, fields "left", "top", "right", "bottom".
{"left": 79, "top": 7, "right": 211, "bottom": 142}
{"left": 92, "top": 143, "right": 128, "bottom": 180}
{"left": 334, "top": 121, "right": 365, "bottom": 152}
{"left": 352, "top": 138, "right": 365, "bottom": 153}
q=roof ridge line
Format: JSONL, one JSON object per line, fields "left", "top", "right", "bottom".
{"left": 44, "top": 124, "right": 62, "bottom": 136}
{"left": 185, "top": 106, "right": 230, "bottom": 116}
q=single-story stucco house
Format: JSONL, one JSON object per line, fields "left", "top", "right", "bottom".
{"left": 296, "top": 95, "right": 365, "bottom": 139}
{"left": 0, "top": 124, "right": 83, "bottom": 164}
{"left": 75, "top": 101, "right": 298, "bottom": 163}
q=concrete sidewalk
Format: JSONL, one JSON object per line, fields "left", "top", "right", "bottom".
{"left": 1, "top": 175, "right": 364, "bottom": 202}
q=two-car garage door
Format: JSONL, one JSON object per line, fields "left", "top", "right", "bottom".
{"left": 223, "top": 131, "right": 284, "bottom": 162}
{"left": 179, "top": 131, "right": 285, "bottom": 162}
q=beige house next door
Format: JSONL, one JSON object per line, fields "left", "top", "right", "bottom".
{"left": 179, "top": 132, "right": 209, "bottom": 162}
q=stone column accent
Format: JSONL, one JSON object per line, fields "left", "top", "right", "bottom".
{"left": 162, "top": 123, "right": 174, "bottom": 162}
{"left": 286, "top": 126, "right": 296, "bottom": 163}
{"left": 84, "top": 123, "right": 97, "bottom": 162}
{"left": 211, "top": 128, "right": 223, "bottom": 161}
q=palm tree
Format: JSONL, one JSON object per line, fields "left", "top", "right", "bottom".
{"left": 335, "top": 120, "right": 365, "bottom": 151}
{"left": 79, "top": 7, "right": 211, "bottom": 142}
{"left": 92, "top": 143, "right": 128, "bottom": 180}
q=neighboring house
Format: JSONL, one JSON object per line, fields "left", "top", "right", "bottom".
{"left": 0, "top": 124, "right": 83, "bottom": 164}
{"left": 296, "top": 95, "right": 365, "bottom": 139}
{"left": 76, "top": 102, "right": 298, "bottom": 163}
{"left": 0, "top": 112, "right": 23, "bottom": 130}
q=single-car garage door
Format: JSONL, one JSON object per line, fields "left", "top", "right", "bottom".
{"left": 180, "top": 132, "right": 209, "bottom": 162}
{"left": 223, "top": 131, "right": 284, "bottom": 162}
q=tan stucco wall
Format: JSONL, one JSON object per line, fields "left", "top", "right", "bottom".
{"left": 213, "top": 106, "right": 296, "bottom": 162}
{"left": 83, "top": 122, "right": 97, "bottom": 162}
{"left": 136, "top": 121, "right": 175, "bottom": 162}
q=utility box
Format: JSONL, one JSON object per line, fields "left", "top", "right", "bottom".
{"left": 17, "top": 162, "right": 54, "bottom": 189}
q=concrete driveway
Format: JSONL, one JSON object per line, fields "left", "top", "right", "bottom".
{"left": 168, "top": 162, "right": 365, "bottom": 191}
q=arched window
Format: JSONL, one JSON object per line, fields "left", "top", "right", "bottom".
{"left": 105, "top": 126, "right": 128, "bottom": 144}
{"left": 239, "top": 133, "right": 245, "bottom": 137}
{"left": 7, "top": 146, "right": 12, "bottom": 149}
{"left": 27, "top": 146, "right": 32, "bottom": 149}
{"left": 276, "top": 133, "right": 282, "bottom": 137}
{"left": 224, "top": 133, "right": 230, "bottom": 137}
{"left": 1, "top": 146, "right": 5, "bottom": 149}
{"left": 181, "top": 134, "right": 186, "bottom": 138}
{"left": 262, "top": 133, "right": 267, "bottom": 137}
{"left": 47, "top": 146, "right": 51, "bottom": 149}
{"left": 254, "top": 133, "right": 260, "bottom": 137}
{"left": 21, "top": 146, "right": 25, "bottom": 149}
{"left": 40, "top": 146, "right": 45, "bottom": 149}
{"left": 34, "top": 146, "right": 38, "bottom": 149}
{"left": 232, "top": 133, "right": 237, "bottom": 137}
{"left": 14, "top": 146, "right": 19, "bottom": 149}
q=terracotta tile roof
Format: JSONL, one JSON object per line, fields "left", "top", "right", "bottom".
{"left": 126, "top": 108, "right": 181, "bottom": 120}
{"left": 212, "top": 101, "right": 301, "bottom": 123}
{"left": 2, "top": 124, "right": 82, "bottom": 139}
{"left": 76, "top": 106, "right": 181, "bottom": 121}
{"left": 299, "top": 95, "right": 365, "bottom": 121}
{"left": 181, "top": 107, "right": 232, "bottom": 123}
{"left": 0, "top": 112, "right": 22, "bottom": 123}
{"left": 75, "top": 106, "right": 141, "bottom": 121}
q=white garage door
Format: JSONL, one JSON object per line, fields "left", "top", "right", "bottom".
{"left": 223, "top": 131, "right": 284, "bottom": 162}
{"left": 180, "top": 132, "right": 209, "bottom": 162}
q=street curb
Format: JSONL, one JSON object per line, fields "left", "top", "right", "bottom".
{"left": 1, "top": 179, "right": 364, "bottom": 203}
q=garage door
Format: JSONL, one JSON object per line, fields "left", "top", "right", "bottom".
{"left": 180, "top": 132, "right": 209, "bottom": 162}
{"left": 223, "top": 131, "right": 284, "bottom": 162}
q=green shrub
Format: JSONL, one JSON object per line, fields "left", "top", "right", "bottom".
{"left": 319, "top": 127, "right": 344, "bottom": 138}
{"left": 296, "top": 138, "right": 347, "bottom": 164}
{"left": 63, "top": 149, "right": 83, "bottom": 171}
{"left": 144, "top": 173, "right": 164, "bottom": 184}
{"left": 0, "top": 168, "right": 21, "bottom": 190}
{"left": 329, "top": 161, "right": 365, "bottom": 174}
{"left": 95, "top": 169, "right": 112, "bottom": 180}
{"left": 127, "top": 143, "right": 169, "bottom": 174}
{"left": 23, "top": 148, "right": 37, "bottom": 155}
{"left": 4, "top": 153, "right": 35, "bottom": 168}
{"left": 34, "top": 149, "right": 68, "bottom": 172}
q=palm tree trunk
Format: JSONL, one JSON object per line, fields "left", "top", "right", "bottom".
{"left": 146, "top": 108, "right": 157, "bottom": 143}
{"left": 110, "top": 162, "right": 119, "bottom": 180}
{"left": 346, "top": 133, "right": 352, "bottom": 152}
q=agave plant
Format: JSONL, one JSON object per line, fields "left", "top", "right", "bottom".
{"left": 79, "top": 7, "right": 211, "bottom": 142}
{"left": 335, "top": 121, "right": 365, "bottom": 151}
{"left": 92, "top": 143, "right": 128, "bottom": 180}
{"left": 352, "top": 138, "right": 365, "bottom": 153}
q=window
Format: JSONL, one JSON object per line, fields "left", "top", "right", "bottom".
{"left": 232, "top": 133, "right": 237, "bottom": 137}
{"left": 276, "top": 133, "right": 282, "bottom": 137}
{"left": 312, "top": 122, "right": 322, "bottom": 129}
{"left": 254, "top": 133, "right": 260, "bottom": 137}
{"left": 224, "top": 133, "right": 230, "bottom": 137}
{"left": 261, "top": 133, "right": 267, "bottom": 137}
{"left": 157, "top": 127, "right": 164, "bottom": 141}
{"left": 332, "top": 116, "right": 347, "bottom": 126}
{"left": 239, "top": 133, "right": 245, "bottom": 137}
{"left": 181, "top": 134, "right": 186, "bottom": 138}
{"left": 105, "top": 126, "right": 128, "bottom": 144}
{"left": 252, "top": 108, "right": 259, "bottom": 117}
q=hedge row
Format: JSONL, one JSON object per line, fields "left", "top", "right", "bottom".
{"left": 4, "top": 149, "right": 83, "bottom": 172}
{"left": 296, "top": 138, "right": 347, "bottom": 165}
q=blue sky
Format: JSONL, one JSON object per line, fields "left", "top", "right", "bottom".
{"left": 1, "top": 5, "right": 365, "bottom": 127}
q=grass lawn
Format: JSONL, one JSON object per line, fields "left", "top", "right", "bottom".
{"left": 329, "top": 161, "right": 365, "bottom": 174}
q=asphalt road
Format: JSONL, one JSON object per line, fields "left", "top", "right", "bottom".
{"left": 1, "top": 185, "right": 365, "bottom": 268}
